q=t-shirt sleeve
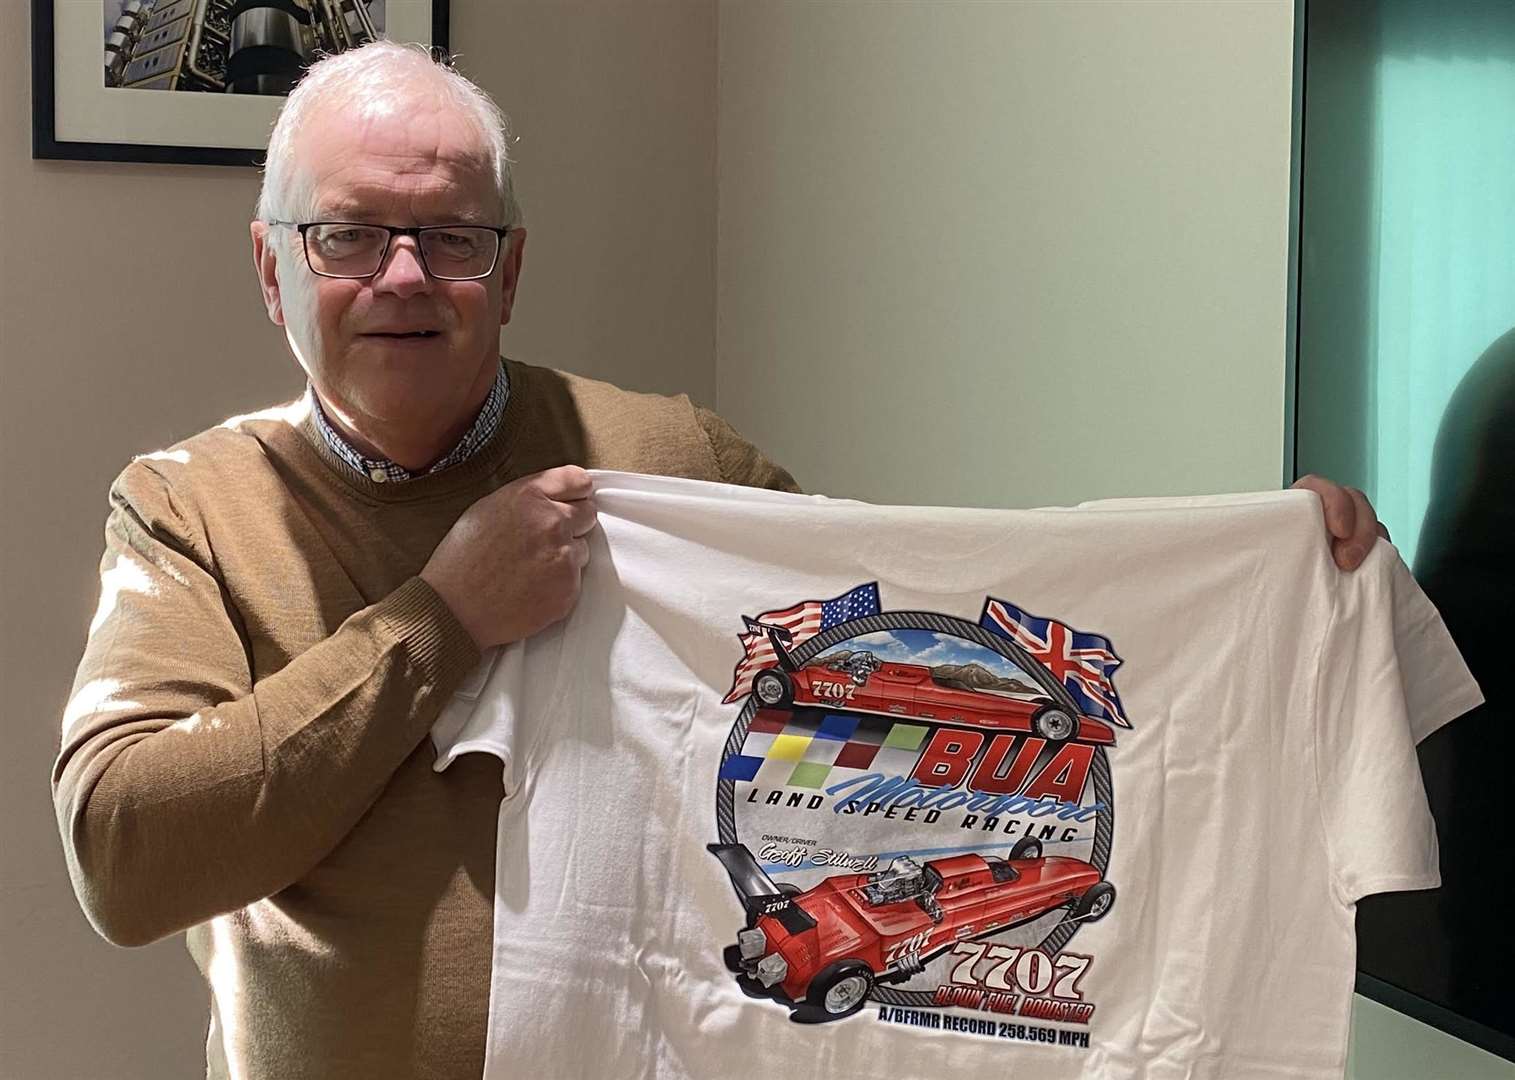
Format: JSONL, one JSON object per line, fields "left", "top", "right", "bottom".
{"left": 431, "top": 643, "right": 519, "bottom": 791}
{"left": 1386, "top": 556, "right": 1487, "bottom": 744}
{"left": 429, "top": 604, "right": 582, "bottom": 795}
{"left": 1313, "top": 544, "right": 1484, "bottom": 904}
{"left": 692, "top": 405, "right": 802, "bottom": 493}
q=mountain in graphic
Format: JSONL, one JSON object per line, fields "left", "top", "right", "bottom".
{"left": 930, "top": 661, "right": 1040, "bottom": 696}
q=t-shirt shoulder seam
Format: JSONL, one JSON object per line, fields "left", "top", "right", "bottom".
{"left": 1310, "top": 568, "right": 1352, "bottom": 909}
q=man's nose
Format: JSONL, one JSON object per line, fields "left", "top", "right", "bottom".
{"left": 371, "top": 236, "right": 432, "bottom": 297}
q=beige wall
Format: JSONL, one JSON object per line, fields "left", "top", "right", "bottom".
{"left": 716, "top": 0, "right": 1294, "bottom": 508}
{"left": 0, "top": 4, "right": 714, "bottom": 1076}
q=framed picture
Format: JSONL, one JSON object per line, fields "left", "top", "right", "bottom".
{"left": 31, "top": 1, "right": 451, "bottom": 167}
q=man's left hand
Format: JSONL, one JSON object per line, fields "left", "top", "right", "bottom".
{"left": 1291, "top": 474, "right": 1391, "bottom": 571}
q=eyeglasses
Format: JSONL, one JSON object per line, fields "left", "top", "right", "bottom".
{"left": 266, "top": 220, "right": 515, "bottom": 281}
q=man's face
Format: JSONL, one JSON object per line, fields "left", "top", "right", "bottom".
{"left": 252, "top": 98, "right": 523, "bottom": 444}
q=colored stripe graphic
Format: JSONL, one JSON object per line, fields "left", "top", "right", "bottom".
{"left": 719, "top": 713, "right": 931, "bottom": 790}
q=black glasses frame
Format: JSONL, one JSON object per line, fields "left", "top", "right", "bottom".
{"left": 266, "top": 220, "right": 515, "bottom": 281}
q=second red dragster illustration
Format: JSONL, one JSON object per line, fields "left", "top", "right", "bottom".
{"left": 709, "top": 838, "right": 1116, "bottom": 1021}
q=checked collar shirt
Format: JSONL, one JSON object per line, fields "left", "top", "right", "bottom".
{"left": 307, "top": 359, "right": 509, "bottom": 484}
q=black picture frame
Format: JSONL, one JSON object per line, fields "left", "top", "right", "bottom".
{"left": 31, "top": 1, "right": 451, "bottom": 167}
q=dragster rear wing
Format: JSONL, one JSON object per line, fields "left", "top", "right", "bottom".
{"left": 743, "top": 618, "right": 798, "bottom": 672}
{"left": 707, "top": 843, "right": 817, "bottom": 932}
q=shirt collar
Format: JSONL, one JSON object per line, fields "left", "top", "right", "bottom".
{"left": 307, "top": 360, "right": 510, "bottom": 485}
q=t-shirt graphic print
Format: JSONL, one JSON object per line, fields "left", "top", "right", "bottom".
{"left": 429, "top": 472, "right": 1483, "bottom": 1080}
{"left": 709, "top": 582, "right": 1123, "bottom": 1031}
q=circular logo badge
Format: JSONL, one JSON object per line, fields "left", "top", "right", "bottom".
{"left": 713, "top": 608, "right": 1118, "bottom": 1018}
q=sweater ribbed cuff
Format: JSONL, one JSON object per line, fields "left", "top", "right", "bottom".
{"left": 373, "top": 577, "right": 483, "bottom": 696}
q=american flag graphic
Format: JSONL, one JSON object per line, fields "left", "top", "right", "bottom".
{"left": 722, "top": 583, "right": 881, "bottom": 704}
{"left": 979, "top": 597, "right": 1131, "bottom": 728}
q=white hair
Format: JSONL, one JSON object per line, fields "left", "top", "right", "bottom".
{"left": 255, "top": 41, "right": 521, "bottom": 227}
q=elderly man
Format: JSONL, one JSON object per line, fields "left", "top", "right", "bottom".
{"left": 53, "top": 41, "right": 1383, "bottom": 1080}
{"left": 54, "top": 41, "right": 793, "bottom": 1080}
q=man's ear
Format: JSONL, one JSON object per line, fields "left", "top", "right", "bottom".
{"left": 499, "top": 228, "right": 526, "bottom": 327}
{"left": 250, "top": 220, "right": 285, "bottom": 326}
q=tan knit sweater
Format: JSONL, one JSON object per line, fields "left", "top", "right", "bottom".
{"left": 52, "top": 358, "right": 798, "bottom": 1079}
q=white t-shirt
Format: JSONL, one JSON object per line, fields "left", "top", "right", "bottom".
{"left": 430, "top": 472, "right": 1482, "bottom": 1080}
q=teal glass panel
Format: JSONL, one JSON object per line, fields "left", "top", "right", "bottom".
{"left": 1298, "top": 1, "right": 1515, "bottom": 1063}
{"left": 1298, "top": 0, "right": 1515, "bottom": 567}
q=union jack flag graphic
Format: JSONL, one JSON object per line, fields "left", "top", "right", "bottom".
{"left": 979, "top": 597, "right": 1132, "bottom": 728}
{"left": 723, "top": 583, "right": 881, "bottom": 704}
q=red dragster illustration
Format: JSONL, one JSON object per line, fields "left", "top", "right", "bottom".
{"left": 709, "top": 838, "right": 1115, "bottom": 1021}
{"left": 748, "top": 632, "right": 1116, "bottom": 746}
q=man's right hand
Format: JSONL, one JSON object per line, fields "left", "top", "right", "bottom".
{"left": 420, "top": 465, "right": 597, "bottom": 649}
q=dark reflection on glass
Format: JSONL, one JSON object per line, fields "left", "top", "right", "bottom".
{"left": 1298, "top": 0, "right": 1515, "bottom": 1058}
{"left": 1355, "top": 328, "right": 1515, "bottom": 1040}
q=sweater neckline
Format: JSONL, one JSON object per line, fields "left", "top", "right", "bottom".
{"left": 291, "top": 357, "right": 528, "bottom": 504}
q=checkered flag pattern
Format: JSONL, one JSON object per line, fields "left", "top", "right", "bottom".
{"left": 719, "top": 708, "right": 933, "bottom": 790}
